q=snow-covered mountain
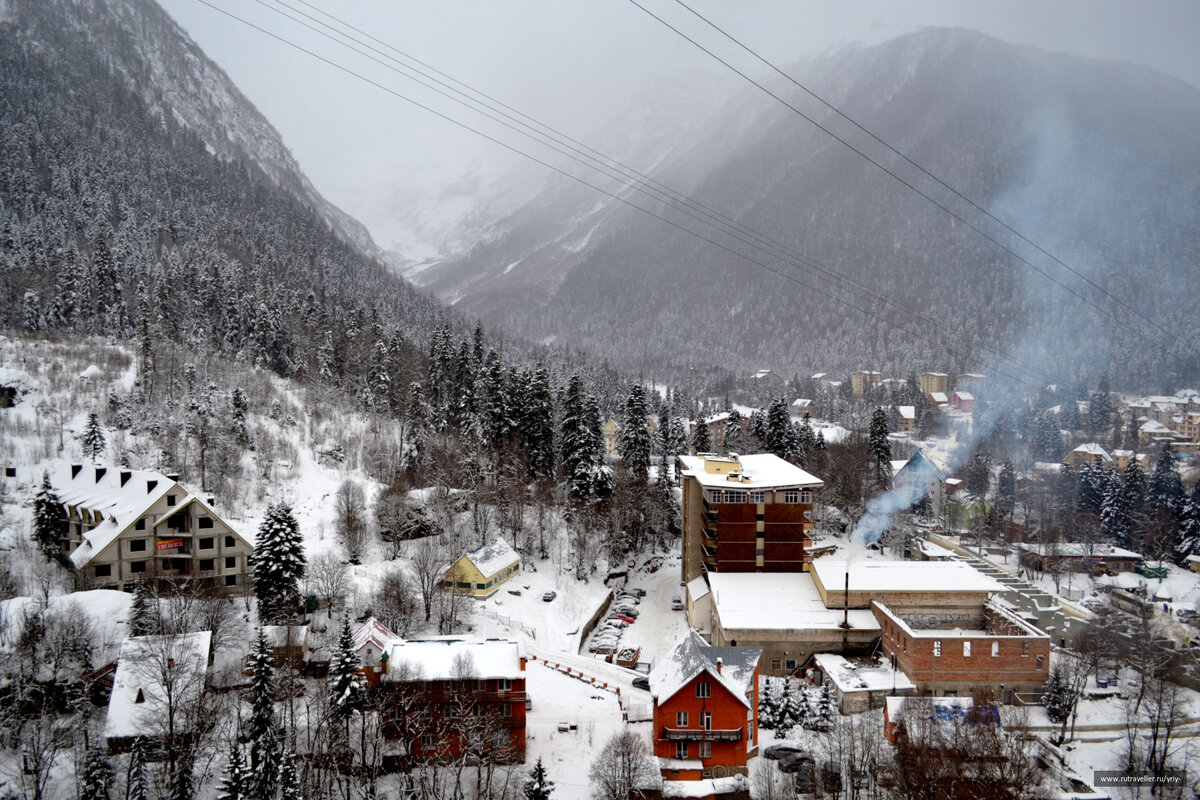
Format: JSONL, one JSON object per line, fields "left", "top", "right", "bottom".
{"left": 3, "top": 0, "right": 379, "bottom": 259}
{"left": 417, "top": 29, "right": 1200, "bottom": 388}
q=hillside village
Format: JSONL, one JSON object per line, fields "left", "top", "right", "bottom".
{"left": 3, "top": 335, "right": 1200, "bottom": 800}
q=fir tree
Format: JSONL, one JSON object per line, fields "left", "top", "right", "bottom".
{"left": 523, "top": 364, "right": 556, "bottom": 480}
{"left": 1033, "top": 411, "right": 1062, "bottom": 461}
{"left": 868, "top": 407, "right": 892, "bottom": 492}
{"left": 32, "top": 471, "right": 66, "bottom": 559}
{"left": 692, "top": 415, "right": 712, "bottom": 454}
{"left": 82, "top": 411, "right": 106, "bottom": 462}
{"left": 1090, "top": 375, "right": 1113, "bottom": 437}
{"left": 217, "top": 744, "right": 248, "bottom": 800}
{"left": 277, "top": 751, "right": 301, "bottom": 800}
{"left": 619, "top": 384, "right": 652, "bottom": 478}
{"left": 995, "top": 460, "right": 1016, "bottom": 524}
{"left": 1101, "top": 471, "right": 1131, "bottom": 547}
{"left": 524, "top": 756, "right": 555, "bottom": 800}
{"left": 328, "top": 616, "right": 366, "bottom": 724}
{"left": 402, "top": 382, "right": 428, "bottom": 473}
{"left": 560, "top": 375, "right": 604, "bottom": 501}
{"left": 317, "top": 330, "right": 336, "bottom": 382}
{"left": 1148, "top": 448, "right": 1185, "bottom": 520}
{"left": 78, "top": 747, "right": 114, "bottom": 800}
{"left": 252, "top": 503, "right": 306, "bottom": 624}
{"left": 1175, "top": 482, "right": 1200, "bottom": 562}
{"left": 1043, "top": 667, "right": 1075, "bottom": 726}
{"left": 128, "top": 579, "right": 157, "bottom": 637}
{"left": 765, "top": 397, "right": 797, "bottom": 461}
{"left": 126, "top": 737, "right": 150, "bottom": 800}
{"left": 781, "top": 680, "right": 805, "bottom": 732}
{"left": 247, "top": 630, "right": 280, "bottom": 799}
{"left": 231, "top": 387, "right": 250, "bottom": 444}
{"left": 810, "top": 684, "right": 835, "bottom": 732}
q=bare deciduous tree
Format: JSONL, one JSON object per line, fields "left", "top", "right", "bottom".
{"left": 334, "top": 479, "right": 369, "bottom": 564}
{"left": 589, "top": 730, "right": 658, "bottom": 800}
{"left": 305, "top": 551, "right": 348, "bottom": 612}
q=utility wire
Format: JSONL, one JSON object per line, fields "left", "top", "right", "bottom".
{"left": 251, "top": 0, "right": 1064, "bottom": 388}
{"left": 624, "top": 0, "right": 1175, "bottom": 357}
{"left": 190, "top": 0, "right": 1053, "bottom": 392}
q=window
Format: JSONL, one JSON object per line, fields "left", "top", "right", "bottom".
{"left": 1021, "top": 642, "right": 1029, "bottom": 657}
{"left": 696, "top": 682, "right": 711, "bottom": 698}
{"left": 198, "top": 517, "right": 214, "bottom": 529}
{"left": 991, "top": 642, "right": 1000, "bottom": 657}
{"left": 477, "top": 679, "right": 488, "bottom": 691}
{"left": 422, "top": 733, "right": 436, "bottom": 749}
{"left": 1036, "top": 655, "right": 1045, "bottom": 670}
{"left": 699, "top": 741, "right": 712, "bottom": 758}
{"left": 501, "top": 703, "right": 512, "bottom": 716}
{"left": 770, "top": 660, "right": 782, "bottom": 671}
{"left": 726, "top": 491, "right": 746, "bottom": 503}
{"left": 200, "top": 559, "right": 214, "bottom": 572}
{"left": 676, "top": 712, "right": 688, "bottom": 727}
{"left": 749, "top": 491, "right": 765, "bottom": 503}
{"left": 224, "top": 535, "right": 235, "bottom": 548}
{"left": 95, "top": 564, "right": 111, "bottom": 578}
{"left": 130, "top": 560, "right": 146, "bottom": 574}
{"left": 933, "top": 641, "right": 942, "bottom": 657}
{"left": 702, "top": 712, "right": 712, "bottom": 730}
{"left": 784, "top": 490, "right": 800, "bottom": 503}
{"left": 134, "top": 518, "right": 146, "bottom": 531}
{"left": 499, "top": 679, "right": 512, "bottom": 692}
{"left": 129, "top": 539, "right": 147, "bottom": 553}
{"left": 166, "top": 494, "right": 176, "bottom": 507}
{"left": 226, "top": 556, "right": 236, "bottom": 569}
{"left": 800, "top": 490, "right": 812, "bottom": 503}
{"left": 963, "top": 642, "right": 971, "bottom": 658}
{"left": 785, "top": 659, "right": 797, "bottom": 670}
{"left": 675, "top": 742, "right": 688, "bottom": 760}
{"left": 199, "top": 537, "right": 214, "bottom": 550}
{"left": 709, "top": 490, "right": 722, "bottom": 504}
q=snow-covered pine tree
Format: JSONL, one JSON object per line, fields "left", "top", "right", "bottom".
{"left": 765, "top": 397, "right": 797, "bottom": 461}
{"left": 868, "top": 407, "right": 892, "bottom": 492}
{"left": 248, "top": 630, "right": 280, "bottom": 798}
{"left": 231, "top": 387, "right": 250, "bottom": 445}
{"left": 1034, "top": 411, "right": 1062, "bottom": 461}
{"left": 32, "top": 471, "right": 66, "bottom": 559}
{"left": 317, "top": 330, "right": 336, "bottom": 382}
{"left": 1175, "top": 482, "right": 1200, "bottom": 563}
{"left": 1043, "top": 667, "right": 1074, "bottom": 727}
{"left": 328, "top": 616, "right": 366, "bottom": 724}
{"left": 523, "top": 363, "right": 556, "bottom": 480}
{"left": 812, "top": 683, "right": 836, "bottom": 731}
{"left": 1100, "top": 471, "right": 1130, "bottom": 546}
{"left": 277, "top": 750, "right": 301, "bottom": 800}
{"left": 129, "top": 579, "right": 157, "bottom": 637}
{"left": 78, "top": 747, "right": 114, "bottom": 800}
{"left": 1148, "top": 448, "right": 1184, "bottom": 520}
{"left": 692, "top": 414, "right": 712, "bottom": 454}
{"left": 1077, "top": 462, "right": 1106, "bottom": 516}
{"left": 1090, "top": 375, "right": 1112, "bottom": 437}
{"left": 252, "top": 502, "right": 306, "bottom": 624}
{"left": 561, "top": 374, "right": 596, "bottom": 500}
{"left": 524, "top": 756, "right": 555, "bottom": 800}
{"left": 81, "top": 411, "right": 106, "bottom": 462}
{"left": 619, "top": 384, "right": 652, "bottom": 478}
{"left": 757, "top": 677, "right": 779, "bottom": 730}
{"left": 126, "top": 737, "right": 150, "bottom": 800}
{"left": 402, "top": 382, "right": 428, "bottom": 473}
{"left": 995, "top": 460, "right": 1016, "bottom": 523}
{"left": 217, "top": 743, "right": 248, "bottom": 800}
{"left": 782, "top": 679, "right": 806, "bottom": 732}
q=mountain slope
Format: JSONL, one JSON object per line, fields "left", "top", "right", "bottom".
{"left": 419, "top": 29, "right": 1200, "bottom": 389}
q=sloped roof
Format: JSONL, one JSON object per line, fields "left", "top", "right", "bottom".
{"left": 106, "top": 631, "right": 211, "bottom": 741}
{"left": 1070, "top": 443, "right": 1112, "bottom": 461}
{"left": 57, "top": 466, "right": 179, "bottom": 569}
{"left": 648, "top": 630, "right": 759, "bottom": 708}
{"left": 894, "top": 449, "right": 946, "bottom": 482}
{"left": 352, "top": 617, "right": 401, "bottom": 654}
{"left": 382, "top": 637, "right": 525, "bottom": 681}
{"left": 463, "top": 538, "right": 520, "bottom": 577}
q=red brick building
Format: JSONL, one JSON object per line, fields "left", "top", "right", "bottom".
{"left": 649, "top": 631, "right": 761, "bottom": 781}
{"left": 873, "top": 601, "right": 1050, "bottom": 703}
{"left": 677, "top": 454, "right": 822, "bottom": 584}
{"left": 378, "top": 638, "right": 526, "bottom": 763}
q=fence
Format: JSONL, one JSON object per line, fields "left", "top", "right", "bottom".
{"left": 474, "top": 605, "right": 536, "bottom": 640}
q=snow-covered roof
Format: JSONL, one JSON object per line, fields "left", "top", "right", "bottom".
{"left": 893, "top": 449, "right": 946, "bottom": 482}
{"left": 648, "top": 630, "right": 758, "bottom": 708}
{"left": 813, "top": 653, "right": 914, "bottom": 694}
{"left": 702, "top": 411, "right": 731, "bottom": 425}
{"left": 886, "top": 696, "right": 983, "bottom": 725}
{"left": 920, "top": 372, "right": 948, "bottom": 378}
{"left": 686, "top": 575, "right": 710, "bottom": 602}
{"left": 791, "top": 398, "right": 814, "bottom": 407}
{"left": 677, "top": 453, "right": 823, "bottom": 490}
{"left": 810, "top": 560, "right": 1004, "bottom": 595}
{"left": 463, "top": 538, "right": 520, "bottom": 577}
{"left": 1186, "top": 555, "right": 1200, "bottom": 565}
{"left": 261, "top": 625, "right": 308, "bottom": 649}
{"left": 897, "top": 405, "right": 915, "bottom": 420}
{"left": 1014, "top": 542, "right": 1142, "bottom": 560}
{"left": 381, "top": 637, "right": 525, "bottom": 681}
{"left": 662, "top": 776, "right": 748, "bottom": 798}
{"left": 352, "top": 617, "right": 401, "bottom": 654}
{"left": 106, "top": 631, "right": 211, "bottom": 741}
{"left": 915, "top": 540, "right": 955, "bottom": 559}
{"left": 1140, "top": 420, "right": 1174, "bottom": 434}
{"left": 708, "top": 572, "right": 880, "bottom": 632}
{"left": 928, "top": 392, "right": 949, "bottom": 404}
{"left": 55, "top": 465, "right": 179, "bottom": 569}
{"left": 1070, "top": 443, "right": 1111, "bottom": 461}
{"left": 951, "top": 391, "right": 974, "bottom": 401}
{"left": 1112, "top": 449, "right": 1134, "bottom": 458}
{"left": 0, "top": 366, "right": 41, "bottom": 399}
{"left": 810, "top": 373, "right": 827, "bottom": 380}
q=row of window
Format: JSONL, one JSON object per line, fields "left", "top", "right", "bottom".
{"left": 675, "top": 741, "right": 712, "bottom": 759}
{"left": 94, "top": 556, "right": 238, "bottom": 578}
{"left": 674, "top": 711, "right": 714, "bottom": 728}
{"left": 125, "top": 535, "right": 237, "bottom": 554}
{"left": 928, "top": 639, "right": 1033, "bottom": 659}
{"left": 709, "top": 489, "right": 811, "bottom": 504}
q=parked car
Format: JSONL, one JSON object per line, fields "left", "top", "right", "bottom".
{"left": 778, "top": 752, "right": 816, "bottom": 774}
{"left": 614, "top": 615, "right": 637, "bottom": 624}
{"left": 763, "top": 744, "right": 806, "bottom": 761}
{"left": 543, "top": 591, "right": 557, "bottom": 602}
{"left": 613, "top": 605, "right": 640, "bottom": 617}
{"left": 632, "top": 676, "right": 650, "bottom": 691}
{"left": 629, "top": 587, "right": 647, "bottom": 598}
{"left": 671, "top": 595, "right": 684, "bottom": 610}
{"left": 604, "top": 619, "right": 628, "bottom": 629}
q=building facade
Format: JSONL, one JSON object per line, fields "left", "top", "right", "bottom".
{"left": 677, "top": 454, "right": 822, "bottom": 585}
{"left": 59, "top": 465, "right": 252, "bottom": 592}
{"left": 443, "top": 538, "right": 521, "bottom": 598}
{"left": 918, "top": 372, "right": 949, "bottom": 395}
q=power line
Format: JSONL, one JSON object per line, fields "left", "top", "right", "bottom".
{"left": 623, "top": 0, "right": 1178, "bottom": 357}
{"left": 189, "top": 0, "right": 1056, "bottom": 391}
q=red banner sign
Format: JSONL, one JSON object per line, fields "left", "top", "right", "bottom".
{"left": 156, "top": 537, "right": 184, "bottom": 551}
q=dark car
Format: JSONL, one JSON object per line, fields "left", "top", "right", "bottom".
{"left": 632, "top": 676, "right": 650, "bottom": 691}
{"left": 763, "top": 743, "right": 806, "bottom": 761}
{"left": 542, "top": 591, "right": 557, "bottom": 602}
{"left": 777, "top": 752, "right": 816, "bottom": 774}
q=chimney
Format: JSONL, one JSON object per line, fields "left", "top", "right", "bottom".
{"left": 715, "top": 657, "right": 722, "bottom": 674}
{"left": 71, "top": 464, "right": 83, "bottom": 479}
{"left": 94, "top": 467, "right": 106, "bottom": 483}
{"left": 207, "top": 496, "right": 216, "bottom": 506}
{"left": 120, "top": 470, "right": 132, "bottom": 488}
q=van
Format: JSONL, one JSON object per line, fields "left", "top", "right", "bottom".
{"left": 671, "top": 595, "right": 684, "bottom": 610}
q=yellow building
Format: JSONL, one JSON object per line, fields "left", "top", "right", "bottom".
{"left": 918, "top": 372, "right": 949, "bottom": 395}
{"left": 851, "top": 371, "right": 882, "bottom": 396}
{"left": 443, "top": 538, "right": 521, "bottom": 598}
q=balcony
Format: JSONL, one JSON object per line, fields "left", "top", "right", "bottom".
{"left": 704, "top": 510, "right": 718, "bottom": 523}
{"left": 702, "top": 524, "right": 718, "bottom": 542}
{"left": 661, "top": 727, "right": 742, "bottom": 742}
{"left": 701, "top": 542, "right": 717, "bottom": 560}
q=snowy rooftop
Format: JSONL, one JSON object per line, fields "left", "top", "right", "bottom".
{"left": 261, "top": 625, "right": 308, "bottom": 649}
{"left": 1140, "top": 420, "right": 1174, "bottom": 434}
{"left": 813, "top": 653, "right": 914, "bottom": 694}
{"left": 648, "top": 629, "right": 758, "bottom": 708}
{"left": 1014, "top": 542, "right": 1142, "bottom": 560}
{"left": 662, "top": 776, "right": 749, "bottom": 798}
{"left": 686, "top": 575, "right": 710, "bottom": 601}
{"left": 677, "top": 453, "right": 822, "bottom": 490}
{"left": 893, "top": 449, "right": 946, "bottom": 481}
{"left": 810, "top": 560, "right": 1004, "bottom": 595}
{"left": 352, "top": 617, "right": 401, "bottom": 654}
{"left": 707, "top": 572, "right": 879, "bottom": 632}
{"left": 928, "top": 392, "right": 949, "bottom": 404}
{"left": 1071, "top": 443, "right": 1112, "bottom": 460}
{"left": 382, "top": 637, "right": 525, "bottom": 681}
{"left": 915, "top": 540, "right": 955, "bottom": 559}
{"left": 56, "top": 465, "right": 179, "bottom": 568}
{"left": 897, "top": 405, "right": 915, "bottom": 420}
{"left": 886, "top": 696, "right": 983, "bottom": 724}
{"left": 0, "top": 366, "right": 41, "bottom": 398}
{"left": 106, "top": 631, "right": 211, "bottom": 741}
{"left": 463, "top": 538, "right": 520, "bottom": 577}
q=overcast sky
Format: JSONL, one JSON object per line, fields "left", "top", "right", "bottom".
{"left": 156, "top": 0, "right": 1200, "bottom": 256}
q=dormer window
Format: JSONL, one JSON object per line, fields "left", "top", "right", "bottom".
{"left": 135, "top": 689, "right": 145, "bottom": 704}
